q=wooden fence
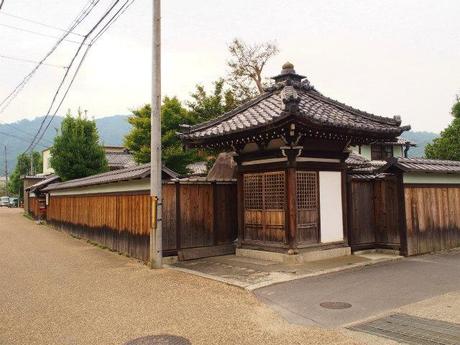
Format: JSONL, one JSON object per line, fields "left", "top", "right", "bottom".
{"left": 404, "top": 185, "right": 460, "bottom": 256}
{"left": 348, "top": 175, "right": 402, "bottom": 252}
{"left": 46, "top": 182, "right": 237, "bottom": 261}
{"left": 28, "top": 195, "right": 41, "bottom": 219}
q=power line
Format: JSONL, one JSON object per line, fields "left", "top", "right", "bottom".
{"left": 0, "top": 0, "right": 101, "bottom": 115}
{"left": 0, "top": 131, "right": 48, "bottom": 148}
{"left": 0, "top": 54, "right": 68, "bottom": 69}
{"left": 0, "top": 11, "right": 85, "bottom": 37}
{"left": 0, "top": 23, "right": 86, "bottom": 45}
{"left": 0, "top": 119, "right": 54, "bottom": 145}
{"left": 25, "top": 0, "right": 134, "bottom": 152}
{"left": 28, "top": 0, "right": 136, "bottom": 151}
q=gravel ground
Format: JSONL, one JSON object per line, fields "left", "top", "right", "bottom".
{"left": 0, "top": 208, "right": 363, "bottom": 345}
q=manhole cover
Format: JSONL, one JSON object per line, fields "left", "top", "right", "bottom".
{"left": 124, "top": 335, "right": 191, "bottom": 345}
{"left": 320, "top": 301, "right": 352, "bottom": 309}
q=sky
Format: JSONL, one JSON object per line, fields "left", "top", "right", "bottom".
{"left": 0, "top": 0, "right": 459, "bottom": 132}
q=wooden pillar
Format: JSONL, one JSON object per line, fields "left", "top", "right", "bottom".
{"left": 175, "top": 182, "right": 181, "bottom": 252}
{"left": 341, "top": 165, "right": 349, "bottom": 245}
{"left": 396, "top": 172, "right": 408, "bottom": 256}
{"left": 237, "top": 171, "right": 244, "bottom": 247}
{"left": 286, "top": 167, "right": 297, "bottom": 249}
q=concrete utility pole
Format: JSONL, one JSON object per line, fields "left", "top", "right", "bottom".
{"left": 150, "top": 0, "right": 162, "bottom": 268}
{"left": 4, "top": 146, "right": 8, "bottom": 197}
{"left": 30, "top": 153, "right": 34, "bottom": 176}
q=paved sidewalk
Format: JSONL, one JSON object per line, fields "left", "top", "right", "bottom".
{"left": 172, "top": 252, "right": 401, "bottom": 290}
{"left": 254, "top": 250, "right": 460, "bottom": 328}
{"left": 0, "top": 208, "right": 363, "bottom": 345}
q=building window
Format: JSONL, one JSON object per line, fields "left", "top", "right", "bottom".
{"left": 371, "top": 144, "right": 393, "bottom": 160}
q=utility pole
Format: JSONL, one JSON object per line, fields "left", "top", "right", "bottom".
{"left": 150, "top": 0, "right": 162, "bottom": 268}
{"left": 30, "top": 152, "right": 34, "bottom": 176}
{"left": 4, "top": 146, "right": 8, "bottom": 197}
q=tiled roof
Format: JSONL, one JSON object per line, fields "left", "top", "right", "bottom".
{"left": 106, "top": 152, "right": 136, "bottom": 169}
{"left": 42, "top": 164, "right": 178, "bottom": 192}
{"left": 345, "top": 152, "right": 387, "bottom": 174}
{"left": 26, "top": 175, "right": 60, "bottom": 192}
{"left": 345, "top": 152, "right": 369, "bottom": 167}
{"left": 382, "top": 158, "right": 460, "bottom": 174}
{"left": 186, "top": 161, "right": 208, "bottom": 176}
{"left": 180, "top": 64, "right": 409, "bottom": 145}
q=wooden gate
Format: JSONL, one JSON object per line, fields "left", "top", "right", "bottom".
{"left": 243, "top": 172, "right": 285, "bottom": 243}
{"left": 348, "top": 174, "right": 401, "bottom": 252}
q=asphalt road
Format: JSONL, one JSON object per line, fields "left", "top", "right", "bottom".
{"left": 0, "top": 208, "right": 361, "bottom": 345}
{"left": 254, "top": 250, "right": 460, "bottom": 327}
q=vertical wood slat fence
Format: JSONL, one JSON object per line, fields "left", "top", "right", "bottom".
{"left": 46, "top": 182, "right": 237, "bottom": 262}
{"left": 404, "top": 185, "right": 460, "bottom": 256}
{"left": 28, "top": 196, "right": 41, "bottom": 219}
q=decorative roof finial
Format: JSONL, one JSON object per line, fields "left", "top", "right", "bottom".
{"left": 282, "top": 61, "right": 295, "bottom": 74}
{"left": 272, "top": 62, "right": 305, "bottom": 84}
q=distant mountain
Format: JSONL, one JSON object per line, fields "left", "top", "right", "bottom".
{"left": 400, "top": 131, "right": 439, "bottom": 158}
{"left": 0, "top": 114, "right": 440, "bottom": 174}
{"left": 0, "top": 115, "right": 131, "bottom": 173}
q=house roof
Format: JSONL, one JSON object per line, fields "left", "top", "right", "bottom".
{"left": 42, "top": 164, "right": 178, "bottom": 192}
{"left": 106, "top": 152, "right": 136, "bottom": 169}
{"left": 180, "top": 63, "right": 410, "bottom": 148}
{"left": 26, "top": 175, "right": 60, "bottom": 192}
{"left": 382, "top": 158, "right": 460, "bottom": 174}
{"left": 186, "top": 161, "right": 208, "bottom": 176}
{"left": 345, "top": 152, "right": 387, "bottom": 174}
{"left": 379, "top": 137, "right": 416, "bottom": 146}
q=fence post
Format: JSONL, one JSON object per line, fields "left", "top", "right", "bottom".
{"left": 175, "top": 181, "right": 181, "bottom": 253}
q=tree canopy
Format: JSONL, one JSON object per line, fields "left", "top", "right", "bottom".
{"left": 227, "top": 38, "right": 279, "bottom": 102}
{"left": 124, "top": 38, "right": 279, "bottom": 174}
{"left": 124, "top": 97, "right": 199, "bottom": 175}
{"left": 50, "top": 111, "right": 108, "bottom": 181}
{"left": 425, "top": 98, "right": 460, "bottom": 160}
{"left": 7, "top": 151, "right": 42, "bottom": 197}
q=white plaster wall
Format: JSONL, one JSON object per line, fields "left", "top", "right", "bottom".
{"left": 319, "top": 171, "right": 344, "bottom": 243}
{"left": 49, "top": 179, "right": 150, "bottom": 196}
{"left": 403, "top": 173, "right": 460, "bottom": 184}
{"left": 42, "top": 149, "right": 55, "bottom": 175}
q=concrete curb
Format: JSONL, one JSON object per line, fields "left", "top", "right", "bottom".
{"left": 166, "top": 255, "right": 404, "bottom": 291}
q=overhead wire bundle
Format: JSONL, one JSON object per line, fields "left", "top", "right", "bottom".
{"left": 23, "top": 0, "right": 136, "bottom": 153}
{"left": 0, "top": 0, "right": 137, "bottom": 154}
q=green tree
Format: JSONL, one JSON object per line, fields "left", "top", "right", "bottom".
{"left": 8, "top": 151, "right": 42, "bottom": 197}
{"left": 124, "top": 97, "right": 199, "bottom": 174}
{"left": 187, "top": 79, "right": 238, "bottom": 123}
{"left": 50, "top": 111, "right": 108, "bottom": 181}
{"left": 425, "top": 98, "right": 460, "bottom": 160}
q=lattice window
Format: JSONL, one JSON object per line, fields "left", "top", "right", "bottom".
{"left": 296, "top": 171, "right": 318, "bottom": 209}
{"left": 243, "top": 172, "right": 285, "bottom": 210}
{"left": 244, "top": 174, "right": 263, "bottom": 209}
{"left": 264, "top": 172, "right": 285, "bottom": 209}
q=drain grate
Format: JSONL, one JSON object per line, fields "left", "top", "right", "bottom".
{"left": 320, "top": 301, "right": 352, "bottom": 310}
{"left": 348, "top": 314, "right": 460, "bottom": 345}
{"left": 124, "top": 335, "right": 191, "bottom": 345}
